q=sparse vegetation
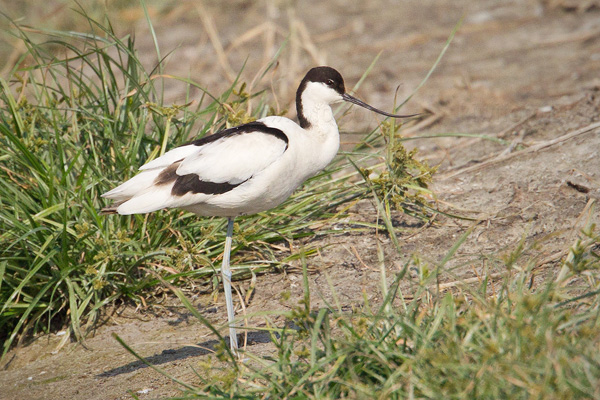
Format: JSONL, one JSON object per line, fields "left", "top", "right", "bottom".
{"left": 122, "top": 224, "right": 600, "bottom": 399}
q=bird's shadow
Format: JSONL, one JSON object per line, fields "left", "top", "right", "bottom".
{"left": 97, "top": 330, "right": 271, "bottom": 378}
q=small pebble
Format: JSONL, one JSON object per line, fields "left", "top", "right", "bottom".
{"left": 538, "top": 105, "right": 552, "bottom": 113}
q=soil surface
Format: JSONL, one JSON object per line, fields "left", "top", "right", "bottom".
{"left": 2, "top": 1, "right": 600, "bottom": 399}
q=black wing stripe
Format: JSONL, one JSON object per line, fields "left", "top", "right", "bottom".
{"left": 172, "top": 174, "right": 246, "bottom": 196}
{"left": 154, "top": 162, "right": 243, "bottom": 195}
{"left": 185, "top": 121, "right": 289, "bottom": 149}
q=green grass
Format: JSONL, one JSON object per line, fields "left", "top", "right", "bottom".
{"left": 120, "top": 223, "right": 600, "bottom": 399}
{"left": 0, "top": 8, "right": 433, "bottom": 356}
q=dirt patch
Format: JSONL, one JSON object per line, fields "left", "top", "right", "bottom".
{"left": 2, "top": 1, "right": 600, "bottom": 399}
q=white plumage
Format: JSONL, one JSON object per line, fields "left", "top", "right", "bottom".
{"left": 102, "top": 66, "right": 416, "bottom": 354}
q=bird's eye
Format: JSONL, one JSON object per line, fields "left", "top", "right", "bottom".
{"left": 327, "top": 79, "right": 335, "bottom": 86}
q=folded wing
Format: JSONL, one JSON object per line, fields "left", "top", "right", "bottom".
{"left": 102, "top": 121, "right": 289, "bottom": 214}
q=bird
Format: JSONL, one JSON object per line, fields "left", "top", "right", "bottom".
{"left": 101, "top": 66, "right": 417, "bottom": 354}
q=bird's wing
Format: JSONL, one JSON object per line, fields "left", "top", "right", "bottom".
{"left": 103, "top": 121, "right": 290, "bottom": 214}
{"left": 174, "top": 121, "right": 289, "bottom": 184}
{"left": 139, "top": 121, "right": 289, "bottom": 183}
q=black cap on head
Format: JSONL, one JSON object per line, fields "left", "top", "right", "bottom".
{"left": 303, "top": 66, "right": 346, "bottom": 95}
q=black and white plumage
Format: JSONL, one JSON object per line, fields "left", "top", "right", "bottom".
{"left": 102, "top": 66, "right": 416, "bottom": 354}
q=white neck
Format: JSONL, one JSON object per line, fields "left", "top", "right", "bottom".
{"left": 301, "top": 98, "right": 337, "bottom": 132}
{"left": 293, "top": 81, "right": 342, "bottom": 173}
{"left": 299, "top": 92, "right": 340, "bottom": 173}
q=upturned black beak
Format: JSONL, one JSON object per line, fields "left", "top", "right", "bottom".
{"left": 342, "top": 93, "right": 418, "bottom": 118}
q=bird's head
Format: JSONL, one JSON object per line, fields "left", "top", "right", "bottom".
{"left": 296, "top": 66, "right": 417, "bottom": 128}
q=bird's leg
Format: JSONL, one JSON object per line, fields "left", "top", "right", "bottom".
{"left": 221, "top": 217, "right": 238, "bottom": 353}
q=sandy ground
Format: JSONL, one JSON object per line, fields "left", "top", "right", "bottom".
{"left": 2, "top": 1, "right": 600, "bottom": 399}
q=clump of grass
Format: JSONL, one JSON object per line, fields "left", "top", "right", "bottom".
{"left": 0, "top": 8, "right": 431, "bottom": 356}
{"left": 0, "top": 12, "right": 218, "bottom": 354}
{"left": 142, "top": 224, "right": 600, "bottom": 399}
